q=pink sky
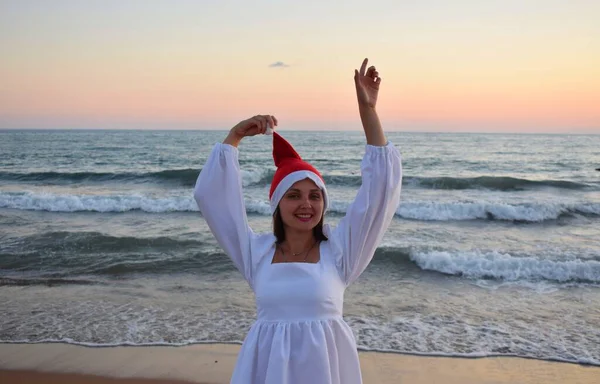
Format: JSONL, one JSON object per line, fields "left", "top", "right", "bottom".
{"left": 1, "top": 1, "right": 598, "bottom": 133}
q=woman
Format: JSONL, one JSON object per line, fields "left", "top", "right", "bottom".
{"left": 194, "top": 58, "right": 402, "bottom": 384}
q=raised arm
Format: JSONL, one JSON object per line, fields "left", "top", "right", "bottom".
{"left": 222, "top": 115, "right": 278, "bottom": 148}
{"left": 332, "top": 58, "right": 402, "bottom": 285}
{"left": 194, "top": 115, "right": 277, "bottom": 285}
{"left": 354, "top": 58, "right": 387, "bottom": 146}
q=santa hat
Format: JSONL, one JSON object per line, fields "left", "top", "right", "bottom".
{"left": 269, "top": 132, "right": 329, "bottom": 215}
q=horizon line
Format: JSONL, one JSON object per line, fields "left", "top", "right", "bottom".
{"left": 1, "top": 128, "right": 598, "bottom": 136}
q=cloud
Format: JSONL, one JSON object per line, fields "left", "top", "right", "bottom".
{"left": 269, "top": 61, "right": 290, "bottom": 68}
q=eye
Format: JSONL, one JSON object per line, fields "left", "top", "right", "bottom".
{"left": 286, "top": 194, "right": 299, "bottom": 199}
{"left": 310, "top": 194, "right": 321, "bottom": 200}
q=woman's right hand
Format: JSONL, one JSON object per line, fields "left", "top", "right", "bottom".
{"left": 231, "top": 115, "right": 278, "bottom": 138}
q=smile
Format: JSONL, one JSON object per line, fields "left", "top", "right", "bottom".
{"left": 295, "top": 214, "right": 313, "bottom": 222}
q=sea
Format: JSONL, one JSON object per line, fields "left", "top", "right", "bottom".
{"left": 1, "top": 129, "right": 599, "bottom": 366}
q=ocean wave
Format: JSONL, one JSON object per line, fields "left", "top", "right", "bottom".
{"left": 0, "top": 277, "right": 103, "bottom": 287}
{"left": 396, "top": 201, "right": 600, "bottom": 222}
{"left": 3, "top": 230, "right": 599, "bottom": 286}
{"left": 2, "top": 314, "right": 598, "bottom": 367}
{"left": 1, "top": 231, "right": 205, "bottom": 253}
{"left": 2, "top": 170, "right": 593, "bottom": 191}
{"left": 2, "top": 191, "right": 599, "bottom": 222}
{"left": 268, "top": 199, "right": 600, "bottom": 223}
{"left": 0, "top": 190, "right": 274, "bottom": 214}
{"left": 0, "top": 168, "right": 276, "bottom": 189}
{"left": 324, "top": 175, "right": 592, "bottom": 190}
{"left": 409, "top": 250, "right": 600, "bottom": 283}
{"left": 0, "top": 191, "right": 198, "bottom": 212}
{"left": 0, "top": 231, "right": 229, "bottom": 276}
{"left": 240, "top": 169, "right": 274, "bottom": 187}
{"left": 0, "top": 169, "right": 201, "bottom": 186}
{"left": 405, "top": 176, "right": 591, "bottom": 191}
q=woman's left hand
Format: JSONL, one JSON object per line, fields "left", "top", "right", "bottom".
{"left": 354, "top": 58, "right": 381, "bottom": 109}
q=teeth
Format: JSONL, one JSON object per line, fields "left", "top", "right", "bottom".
{"left": 296, "top": 214, "right": 312, "bottom": 218}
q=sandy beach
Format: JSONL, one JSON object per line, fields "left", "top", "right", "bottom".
{"left": 1, "top": 343, "right": 598, "bottom": 384}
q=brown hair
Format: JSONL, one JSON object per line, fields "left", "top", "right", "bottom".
{"left": 273, "top": 207, "right": 328, "bottom": 244}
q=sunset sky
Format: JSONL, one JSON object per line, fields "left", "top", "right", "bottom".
{"left": 1, "top": 0, "right": 599, "bottom": 133}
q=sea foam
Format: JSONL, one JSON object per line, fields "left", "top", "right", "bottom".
{"left": 409, "top": 249, "right": 600, "bottom": 283}
{"left": 1, "top": 191, "right": 599, "bottom": 222}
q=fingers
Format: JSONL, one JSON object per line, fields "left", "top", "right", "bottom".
{"left": 357, "top": 59, "right": 381, "bottom": 83}
{"left": 250, "top": 115, "right": 277, "bottom": 135}
{"left": 359, "top": 58, "right": 368, "bottom": 76}
{"left": 366, "top": 65, "right": 379, "bottom": 79}
{"left": 354, "top": 69, "right": 364, "bottom": 91}
{"left": 268, "top": 115, "right": 278, "bottom": 129}
{"left": 245, "top": 126, "right": 261, "bottom": 137}
{"left": 250, "top": 116, "right": 264, "bottom": 133}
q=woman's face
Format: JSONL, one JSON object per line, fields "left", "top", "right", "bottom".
{"left": 278, "top": 178, "right": 324, "bottom": 232}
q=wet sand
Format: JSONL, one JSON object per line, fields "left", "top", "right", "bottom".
{"left": 1, "top": 343, "right": 598, "bottom": 383}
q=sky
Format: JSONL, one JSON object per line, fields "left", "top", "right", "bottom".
{"left": 1, "top": 0, "right": 599, "bottom": 133}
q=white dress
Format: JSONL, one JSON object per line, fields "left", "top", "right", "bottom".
{"left": 194, "top": 141, "right": 402, "bottom": 384}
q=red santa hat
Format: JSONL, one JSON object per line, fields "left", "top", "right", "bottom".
{"left": 269, "top": 132, "right": 329, "bottom": 215}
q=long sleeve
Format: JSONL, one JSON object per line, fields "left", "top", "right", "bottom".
{"left": 331, "top": 141, "right": 402, "bottom": 286}
{"left": 193, "top": 143, "right": 257, "bottom": 286}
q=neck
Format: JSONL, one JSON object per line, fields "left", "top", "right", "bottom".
{"left": 282, "top": 228, "right": 315, "bottom": 253}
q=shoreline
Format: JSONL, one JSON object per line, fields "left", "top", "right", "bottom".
{"left": 3, "top": 341, "right": 597, "bottom": 367}
{"left": 1, "top": 342, "right": 598, "bottom": 384}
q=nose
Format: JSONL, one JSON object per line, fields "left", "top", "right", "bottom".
{"left": 300, "top": 197, "right": 312, "bottom": 208}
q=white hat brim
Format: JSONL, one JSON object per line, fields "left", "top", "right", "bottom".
{"left": 270, "top": 170, "right": 328, "bottom": 215}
